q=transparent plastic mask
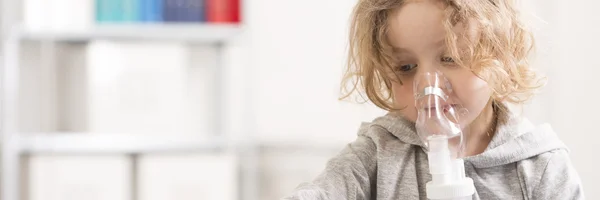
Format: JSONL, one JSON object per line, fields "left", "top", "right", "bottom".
{"left": 414, "top": 71, "right": 467, "bottom": 158}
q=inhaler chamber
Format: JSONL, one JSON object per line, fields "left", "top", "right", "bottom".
{"left": 414, "top": 71, "right": 465, "bottom": 158}
{"left": 414, "top": 71, "right": 475, "bottom": 200}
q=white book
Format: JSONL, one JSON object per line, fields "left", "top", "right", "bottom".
{"left": 23, "top": 0, "right": 52, "bottom": 31}
{"left": 51, "top": 0, "right": 94, "bottom": 32}
{"left": 23, "top": 0, "right": 94, "bottom": 32}
{"left": 137, "top": 153, "right": 238, "bottom": 200}
{"left": 27, "top": 155, "right": 131, "bottom": 200}
{"left": 56, "top": 44, "right": 89, "bottom": 131}
{"left": 186, "top": 45, "right": 218, "bottom": 134}
{"left": 18, "top": 43, "right": 59, "bottom": 132}
{"left": 86, "top": 41, "right": 212, "bottom": 135}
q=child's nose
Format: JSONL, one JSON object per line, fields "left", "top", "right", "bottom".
{"left": 415, "top": 61, "right": 441, "bottom": 75}
{"left": 413, "top": 70, "right": 453, "bottom": 102}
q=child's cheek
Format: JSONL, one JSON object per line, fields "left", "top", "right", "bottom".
{"left": 392, "top": 82, "right": 418, "bottom": 122}
{"left": 451, "top": 72, "right": 493, "bottom": 123}
{"left": 455, "top": 75, "right": 491, "bottom": 103}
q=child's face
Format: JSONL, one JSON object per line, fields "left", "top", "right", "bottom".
{"left": 386, "top": 0, "right": 493, "bottom": 128}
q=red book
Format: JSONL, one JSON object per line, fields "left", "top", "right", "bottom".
{"left": 207, "top": 0, "right": 240, "bottom": 23}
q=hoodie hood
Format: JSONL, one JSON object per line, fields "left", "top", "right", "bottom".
{"left": 371, "top": 104, "right": 568, "bottom": 169}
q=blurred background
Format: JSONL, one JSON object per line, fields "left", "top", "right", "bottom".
{"left": 0, "top": 0, "right": 597, "bottom": 199}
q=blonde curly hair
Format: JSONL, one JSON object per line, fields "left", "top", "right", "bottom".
{"left": 340, "top": 0, "right": 545, "bottom": 111}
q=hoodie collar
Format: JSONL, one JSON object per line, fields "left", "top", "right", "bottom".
{"left": 372, "top": 113, "right": 424, "bottom": 147}
{"left": 371, "top": 103, "right": 567, "bottom": 168}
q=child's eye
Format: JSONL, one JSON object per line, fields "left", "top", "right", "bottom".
{"left": 441, "top": 56, "right": 455, "bottom": 63}
{"left": 394, "top": 64, "right": 418, "bottom": 72}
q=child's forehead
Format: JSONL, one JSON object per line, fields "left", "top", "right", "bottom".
{"left": 387, "top": 3, "right": 479, "bottom": 52}
{"left": 387, "top": 2, "right": 469, "bottom": 50}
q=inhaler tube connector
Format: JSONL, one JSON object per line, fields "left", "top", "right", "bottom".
{"left": 427, "top": 136, "right": 452, "bottom": 184}
{"left": 426, "top": 159, "right": 475, "bottom": 200}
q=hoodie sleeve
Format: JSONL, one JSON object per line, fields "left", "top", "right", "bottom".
{"left": 282, "top": 135, "right": 378, "bottom": 200}
{"left": 532, "top": 149, "right": 585, "bottom": 200}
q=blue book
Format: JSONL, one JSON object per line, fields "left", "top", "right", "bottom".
{"left": 195, "top": 0, "right": 206, "bottom": 22}
{"left": 163, "top": 0, "right": 181, "bottom": 22}
{"left": 152, "top": 0, "right": 164, "bottom": 22}
{"left": 122, "top": 0, "right": 140, "bottom": 22}
{"left": 175, "top": 0, "right": 185, "bottom": 22}
{"left": 97, "top": 0, "right": 121, "bottom": 23}
{"left": 107, "top": 0, "right": 124, "bottom": 22}
{"left": 138, "top": 0, "right": 148, "bottom": 21}
{"left": 96, "top": 0, "right": 108, "bottom": 22}
{"left": 134, "top": 0, "right": 145, "bottom": 22}
{"left": 142, "top": 0, "right": 163, "bottom": 22}
{"left": 175, "top": 0, "right": 187, "bottom": 22}
{"left": 181, "top": 0, "right": 204, "bottom": 22}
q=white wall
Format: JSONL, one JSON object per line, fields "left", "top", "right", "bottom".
{"left": 224, "top": 0, "right": 386, "bottom": 197}
{"left": 243, "top": 0, "right": 385, "bottom": 146}
{"left": 547, "top": 0, "right": 600, "bottom": 198}
{"left": 524, "top": 1, "right": 600, "bottom": 198}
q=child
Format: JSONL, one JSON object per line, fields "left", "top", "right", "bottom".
{"left": 284, "top": 0, "right": 584, "bottom": 199}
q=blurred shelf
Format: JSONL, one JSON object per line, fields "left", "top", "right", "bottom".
{"left": 15, "top": 24, "right": 242, "bottom": 43}
{"left": 11, "top": 133, "right": 346, "bottom": 155}
{"left": 15, "top": 133, "right": 228, "bottom": 154}
{"left": 258, "top": 140, "right": 347, "bottom": 152}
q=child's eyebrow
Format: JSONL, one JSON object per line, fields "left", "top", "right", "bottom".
{"left": 392, "top": 47, "right": 411, "bottom": 54}
{"left": 432, "top": 39, "right": 446, "bottom": 48}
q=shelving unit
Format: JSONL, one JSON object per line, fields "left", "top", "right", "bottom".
{"left": 17, "top": 24, "right": 241, "bottom": 42}
{"left": 17, "top": 133, "right": 227, "bottom": 154}
{"left": 1, "top": 22, "right": 259, "bottom": 200}
{"left": 0, "top": 1, "right": 354, "bottom": 199}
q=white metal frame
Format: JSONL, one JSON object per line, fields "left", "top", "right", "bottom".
{"left": 0, "top": 25, "right": 259, "bottom": 200}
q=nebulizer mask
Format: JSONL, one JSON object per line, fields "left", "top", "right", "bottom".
{"left": 414, "top": 71, "right": 476, "bottom": 200}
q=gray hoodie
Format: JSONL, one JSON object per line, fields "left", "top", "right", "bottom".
{"left": 284, "top": 108, "right": 584, "bottom": 200}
